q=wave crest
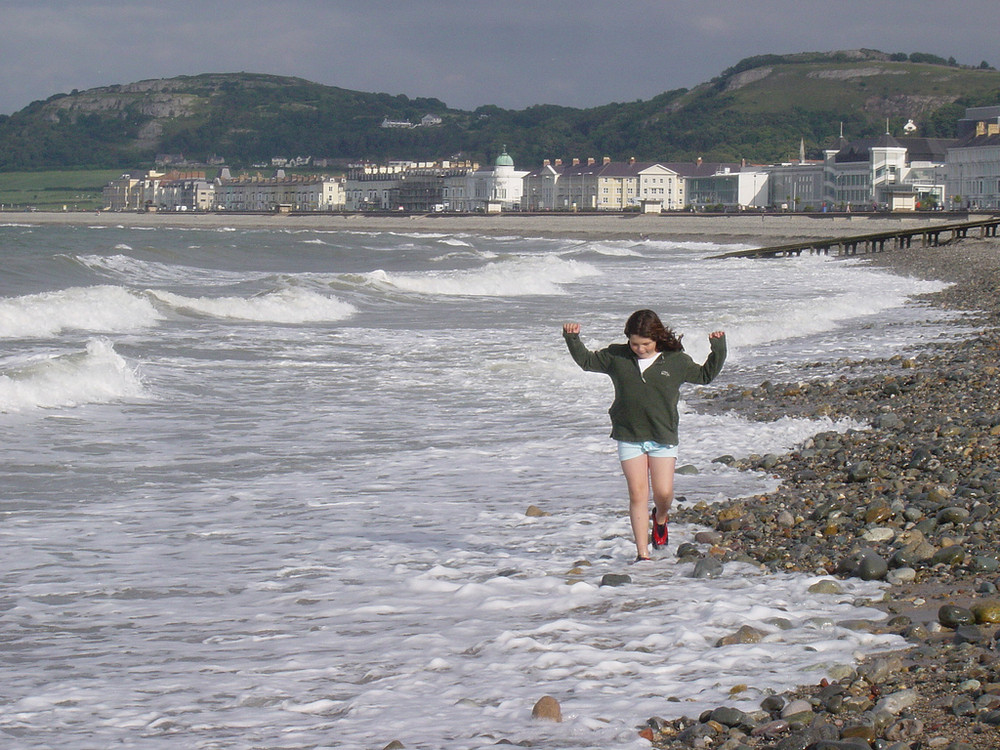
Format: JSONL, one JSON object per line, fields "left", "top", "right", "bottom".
{"left": 0, "top": 339, "right": 145, "bottom": 412}
{"left": 363, "top": 255, "right": 600, "bottom": 297}
{"left": 0, "top": 285, "right": 163, "bottom": 339}
{"left": 146, "top": 288, "right": 356, "bottom": 323}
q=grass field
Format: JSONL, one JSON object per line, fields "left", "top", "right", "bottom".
{"left": 0, "top": 170, "right": 124, "bottom": 212}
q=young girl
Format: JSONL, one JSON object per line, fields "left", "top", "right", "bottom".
{"left": 562, "top": 309, "right": 726, "bottom": 561}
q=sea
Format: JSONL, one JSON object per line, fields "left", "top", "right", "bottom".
{"left": 0, "top": 220, "right": 963, "bottom": 749}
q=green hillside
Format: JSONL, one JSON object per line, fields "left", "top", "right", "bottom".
{"left": 1, "top": 50, "right": 998, "bottom": 170}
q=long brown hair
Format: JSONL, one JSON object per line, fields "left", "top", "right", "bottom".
{"left": 624, "top": 309, "right": 683, "bottom": 352}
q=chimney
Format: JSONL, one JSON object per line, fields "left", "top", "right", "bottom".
{"left": 603, "top": 156, "right": 611, "bottom": 165}
{"left": 543, "top": 159, "right": 550, "bottom": 166}
{"left": 572, "top": 158, "right": 580, "bottom": 166}
{"left": 587, "top": 157, "right": 595, "bottom": 165}
{"left": 554, "top": 159, "right": 562, "bottom": 166}
{"left": 629, "top": 157, "right": 635, "bottom": 165}
{"left": 696, "top": 157, "right": 703, "bottom": 167}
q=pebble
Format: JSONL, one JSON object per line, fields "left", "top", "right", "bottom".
{"left": 531, "top": 695, "right": 562, "bottom": 722}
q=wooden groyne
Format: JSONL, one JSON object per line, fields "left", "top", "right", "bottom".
{"left": 710, "top": 216, "right": 1000, "bottom": 259}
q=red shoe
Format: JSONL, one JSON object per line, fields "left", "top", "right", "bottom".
{"left": 651, "top": 509, "right": 669, "bottom": 549}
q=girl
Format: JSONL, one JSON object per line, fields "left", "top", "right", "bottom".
{"left": 562, "top": 309, "right": 726, "bottom": 561}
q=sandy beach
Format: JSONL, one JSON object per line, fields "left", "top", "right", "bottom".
{"left": 7, "top": 209, "right": 982, "bottom": 246}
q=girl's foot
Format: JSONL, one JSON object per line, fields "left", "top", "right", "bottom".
{"left": 651, "top": 509, "right": 669, "bottom": 549}
{"left": 633, "top": 554, "right": 651, "bottom": 563}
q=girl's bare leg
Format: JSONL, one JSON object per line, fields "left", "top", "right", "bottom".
{"left": 621, "top": 455, "right": 652, "bottom": 557}
{"left": 648, "top": 456, "right": 677, "bottom": 526}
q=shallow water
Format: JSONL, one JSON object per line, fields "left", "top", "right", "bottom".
{"left": 0, "top": 223, "right": 959, "bottom": 749}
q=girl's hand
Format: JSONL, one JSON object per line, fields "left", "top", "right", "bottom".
{"left": 563, "top": 323, "right": 580, "bottom": 335}
{"left": 709, "top": 330, "right": 725, "bottom": 339}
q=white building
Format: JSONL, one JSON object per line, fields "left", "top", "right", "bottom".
{"left": 637, "top": 164, "right": 687, "bottom": 211}
{"left": 214, "top": 173, "right": 344, "bottom": 211}
{"left": 947, "top": 106, "right": 1000, "bottom": 210}
{"left": 685, "top": 163, "right": 768, "bottom": 210}
{"left": 523, "top": 158, "right": 745, "bottom": 212}
{"left": 445, "top": 149, "right": 528, "bottom": 212}
{"left": 824, "top": 133, "right": 951, "bottom": 210}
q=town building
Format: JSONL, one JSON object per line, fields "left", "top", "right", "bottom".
{"left": 674, "top": 161, "right": 766, "bottom": 210}
{"left": 344, "top": 160, "right": 478, "bottom": 211}
{"left": 214, "top": 171, "right": 343, "bottom": 212}
{"left": 765, "top": 160, "right": 826, "bottom": 211}
{"left": 823, "top": 132, "right": 952, "bottom": 210}
{"left": 522, "top": 157, "right": 672, "bottom": 211}
{"left": 103, "top": 169, "right": 344, "bottom": 212}
{"left": 947, "top": 106, "right": 1000, "bottom": 209}
{"left": 444, "top": 149, "right": 528, "bottom": 212}
{"left": 103, "top": 170, "right": 155, "bottom": 211}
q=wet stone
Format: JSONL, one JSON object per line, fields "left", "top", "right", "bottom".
{"left": 716, "top": 625, "right": 766, "bottom": 647}
{"left": 708, "top": 706, "right": 749, "bottom": 728}
{"left": 690, "top": 557, "right": 724, "bottom": 579}
{"left": 930, "top": 545, "right": 966, "bottom": 565}
{"left": 808, "top": 579, "right": 843, "bottom": 595}
{"left": 531, "top": 695, "right": 562, "bottom": 722}
{"left": 599, "top": 573, "right": 631, "bottom": 587}
{"left": 837, "top": 548, "right": 889, "bottom": 581}
{"left": 938, "top": 604, "right": 976, "bottom": 628}
{"left": 972, "top": 601, "right": 1000, "bottom": 623}
{"left": 953, "top": 624, "right": 985, "bottom": 644}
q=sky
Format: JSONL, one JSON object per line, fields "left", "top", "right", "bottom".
{"left": 2, "top": 0, "right": 999, "bottom": 117}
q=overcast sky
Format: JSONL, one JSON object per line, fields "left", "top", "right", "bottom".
{"left": 3, "top": 0, "right": 999, "bottom": 116}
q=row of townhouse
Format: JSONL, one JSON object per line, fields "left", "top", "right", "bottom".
{"left": 522, "top": 156, "right": 771, "bottom": 212}
{"left": 103, "top": 106, "right": 1000, "bottom": 214}
{"left": 103, "top": 169, "right": 345, "bottom": 212}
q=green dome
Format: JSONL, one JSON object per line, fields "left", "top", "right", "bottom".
{"left": 495, "top": 148, "right": 514, "bottom": 167}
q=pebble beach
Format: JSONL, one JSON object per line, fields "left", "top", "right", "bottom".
{"left": 9, "top": 210, "right": 1000, "bottom": 749}
{"left": 661, "top": 236, "right": 1000, "bottom": 750}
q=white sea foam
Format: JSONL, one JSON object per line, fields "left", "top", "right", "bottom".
{"left": 364, "top": 255, "right": 601, "bottom": 296}
{"left": 146, "top": 287, "right": 357, "bottom": 323}
{"left": 0, "top": 338, "right": 145, "bottom": 411}
{"left": 0, "top": 285, "right": 163, "bottom": 338}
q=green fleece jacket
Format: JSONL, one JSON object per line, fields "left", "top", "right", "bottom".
{"left": 563, "top": 331, "right": 726, "bottom": 445}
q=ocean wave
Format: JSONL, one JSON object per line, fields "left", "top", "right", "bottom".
{"left": 722, "top": 269, "right": 949, "bottom": 348}
{"left": 76, "top": 253, "right": 255, "bottom": 286}
{"left": 145, "top": 287, "right": 357, "bottom": 323}
{"left": 0, "top": 285, "right": 164, "bottom": 339}
{"left": 0, "top": 339, "right": 145, "bottom": 412}
{"left": 361, "top": 255, "right": 601, "bottom": 297}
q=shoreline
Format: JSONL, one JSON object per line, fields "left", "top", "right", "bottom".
{"left": 652, "top": 237, "right": 1000, "bottom": 748}
{"left": 6, "top": 209, "right": 987, "bottom": 246}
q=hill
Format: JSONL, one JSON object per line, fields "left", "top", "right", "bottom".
{"left": 1, "top": 50, "right": 999, "bottom": 170}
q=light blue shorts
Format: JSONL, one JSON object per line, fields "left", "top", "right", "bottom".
{"left": 617, "top": 440, "right": 679, "bottom": 462}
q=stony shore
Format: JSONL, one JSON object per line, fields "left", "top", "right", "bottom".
{"left": 647, "top": 238, "right": 1000, "bottom": 749}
